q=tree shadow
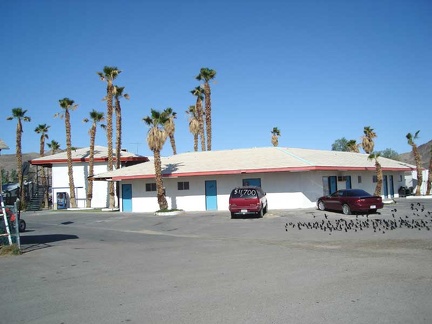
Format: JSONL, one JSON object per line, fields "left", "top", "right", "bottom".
{"left": 20, "top": 234, "right": 79, "bottom": 253}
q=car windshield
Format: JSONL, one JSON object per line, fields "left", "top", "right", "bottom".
{"left": 231, "top": 188, "right": 258, "bottom": 198}
{"left": 346, "top": 189, "right": 371, "bottom": 197}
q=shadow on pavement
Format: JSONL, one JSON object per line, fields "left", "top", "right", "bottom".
{"left": 20, "top": 234, "right": 79, "bottom": 253}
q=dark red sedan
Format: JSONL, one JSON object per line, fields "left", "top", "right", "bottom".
{"left": 317, "top": 189, "right": 384, "bottom": 215}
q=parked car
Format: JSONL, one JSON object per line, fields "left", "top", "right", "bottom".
{"left": 317, "top": 189, "right": 383, "bottom": 215}
{"left": 229, "top": 186, "right": 268, "bottom": 218}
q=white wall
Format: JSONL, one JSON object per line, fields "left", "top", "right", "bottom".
{"left": 119, "top": 170, "right": 407, "bottom": 213}
{"left": 52, "top": 163, "right": 110, "bottom": 209}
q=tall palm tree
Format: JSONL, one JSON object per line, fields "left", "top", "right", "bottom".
{"left": 83, "top": 110, "right": 105, "bottom": 208}
{"left": 55, "top": 98, "right": 78, "bottom": 208}
{"left": 47, "top": 140, "right": 60, "bottom": 155}
{"left": 34, "top": 123, "right": 50, "bottom": 208}
{"left": 196, "top": 67, "right": 216, "bottom": 151}
{"left": 426, "top": 144, "right": 432, "bottom": 196}
{"left": 163, "top": 107, "right": 177, "bottom": 155}
{"left": 361, "top": 126, "right": 377, "bottom": 154}
{"left": 271, "top": 127, "right": 281, "bottom": 147}
{"left": 368, "top": 152, "right": 383, "bottom": 196}
{"left": 186, "top": 105, "right": 200, "bottom": 152}
{"left": 191, "top": 86, "right": 206, "bottom": 151}
{"left": 143, "top": 109, "right": 169, "bottom": 210}
{"left": 7, "top": 108, "right": 31, "bottom": 205}
{"left": 347, "top": 139, "right": 360, "bottom": 153}
{"left": 406, "top": 131, "right": 423, "bottom": 196}
{"left": 98, "top": 66, "right": 121, "bottom": 209}
{"left": 114, "top": 85, "right": 129, "bottom": 169}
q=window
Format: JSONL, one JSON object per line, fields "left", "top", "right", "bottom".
{"left": 372, "top": 175, "right": 377, "bottom": 183}
{"left": 178, "top": 182, "right": 189, "bottom": 190}
{"left": 146, "top": 183, "right": 156, "bottom": 192}
{"left": 242, "top": 178, "right": 261, "bottom": 187}
{"left": 358, "top": 176, "right": 362, "bottom": 184}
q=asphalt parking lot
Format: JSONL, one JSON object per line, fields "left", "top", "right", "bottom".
{"left": 1, "top": 198, "right": 431, "bottom": 324}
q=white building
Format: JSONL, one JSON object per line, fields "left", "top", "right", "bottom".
{"left": 30, "top": 146, "right": 149, "bottom": 209}
{"left": 93, "top": 147, "right": 416, "bottom": 213}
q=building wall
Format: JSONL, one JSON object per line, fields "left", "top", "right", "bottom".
{"left": 119, "top": 170, "right": 407, "bottom": 213}
{"left": 52, "top": 163, "right": 110, "bottom": 209}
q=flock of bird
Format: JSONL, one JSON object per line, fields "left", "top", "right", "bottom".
{"left": 285, "top": 202, "right": 432, "bottom": 235}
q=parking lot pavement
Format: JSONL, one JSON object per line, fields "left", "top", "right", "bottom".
{"left": 1, "top": 198, "right": 431, "bottom": 324}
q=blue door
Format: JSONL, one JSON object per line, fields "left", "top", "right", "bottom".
{"left": 389, "top": 175, "right": 395, "bottom": 198}
{"left": 383, "top": 175, "right": 388, "bottom": 198}
{"left": 329, "top": 176, "right": 337, "bottom": 194}
{"left": 205, "top": 180, "right": 217, "bottom": 210}
{"left": 345, "top": 176, "right": 352, "bottom": 189}
{"left": 122, "top": 184, "right": 132, "bottom": 212}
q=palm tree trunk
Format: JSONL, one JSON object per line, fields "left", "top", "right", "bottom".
{"left": 115, "top": 101, "right": 122, "bottom": 170}
{"left": 86, "top": 126, "right": 96, "bottom": 208}
{"left": 153, "top": 150, "right": 168, "bottom": 210}
{"left": 374, "top": 161, "right": 383, "bottom": 196}
{"left": 107, "top": 84, "right": 115, "bottom": 208}
{"left": 193, "top": 134, "right": 198, "bottom": 152}
{"left": 204, "top": 82, "right": 212, "bottom": 151}
{"left": 169, "top": 134, "right": 177, "bottom": 155}
{"left": 65, "top": 111, "right": 77, "bottom": 208}
{"left": 16, "top": 121, "right": 24, "bottom": 205}
{"left": 413, "top": 146, "right": 423, "bottom": 196}
{"left": 197, "top": 100, "right": 206, "bottom": 151}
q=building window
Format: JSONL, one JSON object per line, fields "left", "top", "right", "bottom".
{"left": 372, "top": 175, "right": 377, "bottom": 183}
{"left": 146, "top": 183, "right": 156, "bottom": 192}
{"left": 358, "top": 176, "right": 362, "bottom": 184}
{"left": 178, "top": 182, "right": 189, "bottom": 190}
{"left": 242, "top": 178, "right": 261, "bottom": 187}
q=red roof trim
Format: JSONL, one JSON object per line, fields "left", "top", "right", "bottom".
{"left": 31, "top": 156, "right": 148, "bottom": 165}
{"left": 108, "top": 165, "right": 414, "bottom": 181}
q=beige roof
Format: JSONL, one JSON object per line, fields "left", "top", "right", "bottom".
{"left": 30, "top": 146, "right": 148, "bottom": 165}
{"left": 93, "top": 147, "right": 416, "bottom": 181}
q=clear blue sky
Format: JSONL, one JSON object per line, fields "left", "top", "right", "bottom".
{"left": 1, "top": 0, "right": 431, "bottom": 157}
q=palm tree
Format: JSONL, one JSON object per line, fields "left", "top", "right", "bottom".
{"left": 47, "top": 140, "right": 60, "bottom": 154}
{"left": 186, "top": 105, "right": 200, "bottom": 152}
{"left": 55, "top": 98, "right": 78, "bottom": 208}
{"left": 361, "top": 126, "right": 377, "bottom": 154}
{"left": 426, "top": 144, "right": 432, "bottom": 195}
{"left": 163, "top": 107, "right": 177, "bottom": 155}
{"left": 7, "top": 108, "right": 31, "bottom": 205}
{"left": 191, "top": 86, "right": 206, "bottom": 151}
{"left": 114, "top": 85, "right": 129, "bottom": 169}
{"left": 143, "top": 109, "right": 169, "bottom": 210}
{"left": 271, "top": 127, "right": 281, "bottom": 147}
{"left": 83, "top": 110, "right": 105, "bottom": 208}
{"left": 98, "top": 66, "right": 121, "bottom": 209}
{"left": 196, "top": 68, "right": 216, "bottom": 150}
{"left": 34, "top": 124, "right": 50, "bottom": 208}
{"left": 368, "top": 152, "right": 382, "bottom": 196}
{"left": 406, "top": 131, "right": 423, "bottom": 196}
{"left": 347, "top": 139, "right": 360, "bottom": 153}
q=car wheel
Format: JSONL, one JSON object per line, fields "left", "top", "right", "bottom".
{"left": 264, "top": 203, "right": 268, "bottom": 214}
{"left": 342, "top": 204, "right": 351, "bottom": 215}
{"left": 318, "top": 200, "right": 325, "bottom": 211}
{"left": 19, "top": 219, "right": 26, "bottom": 232}
{"left": 258, "top": 207, "right": 264, "bottom": 218}
{"left": 231, "top": 212, "right": 236, "bottom": 219}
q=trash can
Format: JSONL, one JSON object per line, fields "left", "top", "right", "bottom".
{"left": 57, "top": 192, "right": 68, "bottom": 209}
